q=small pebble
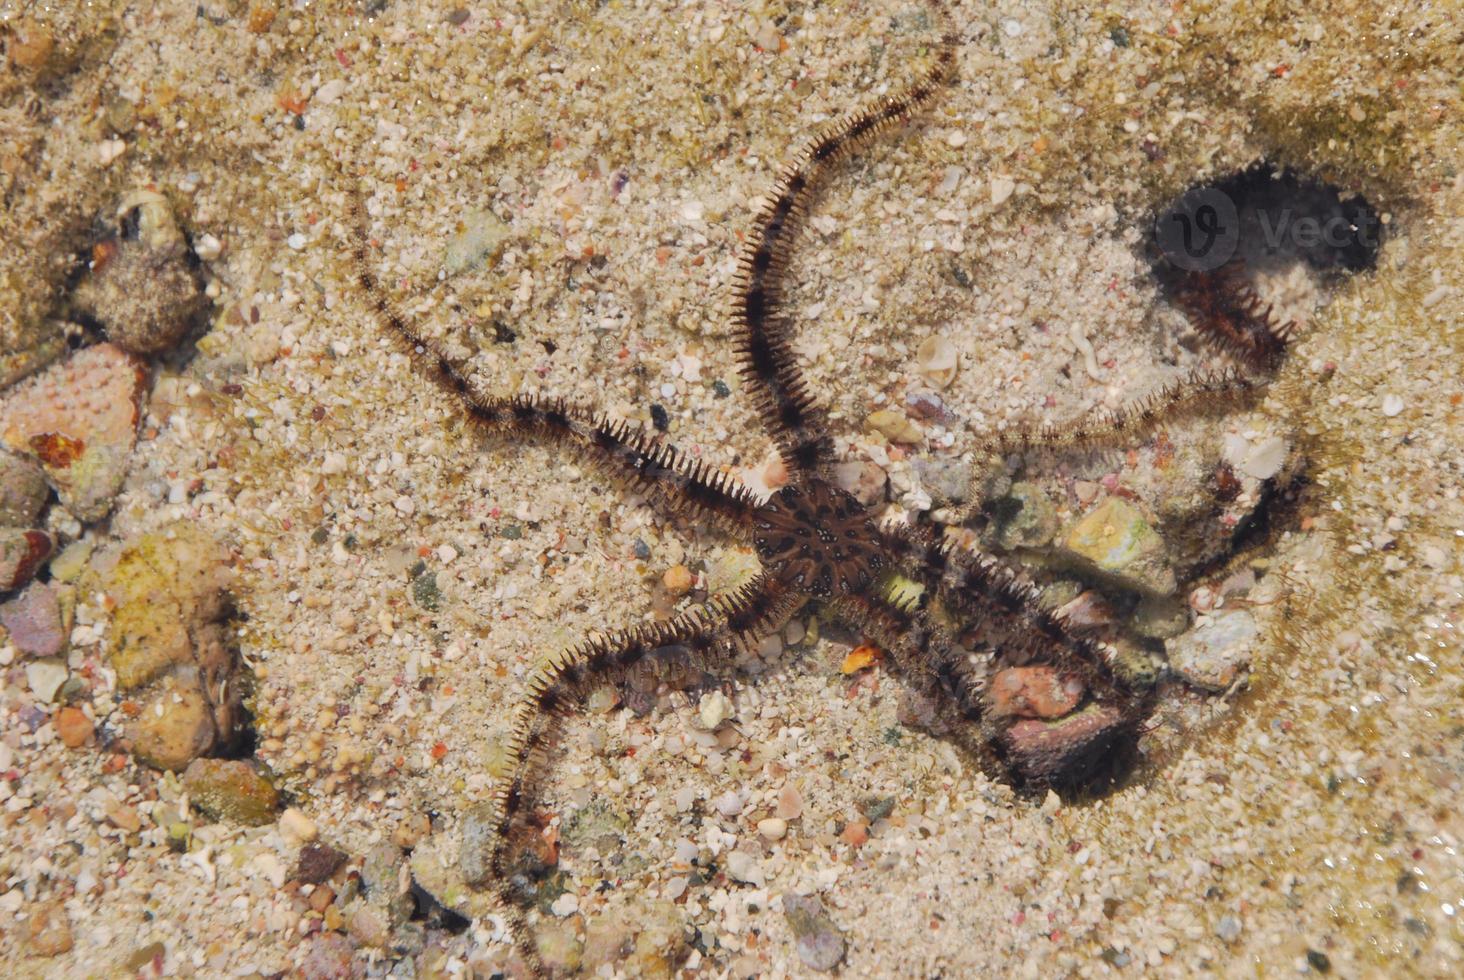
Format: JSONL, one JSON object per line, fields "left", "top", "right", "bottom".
{"left": 784, "top": 894, "right": 846, "bottom": 972}
{"left": 182, "top": 758, "right": 280, "bottom": 826}
{"left": 662, "top": 564, "right": 694, "bottom": 596}
{"left": 55, "top": 706, "right": 93, "bottom": 747}
{"left": 775, "top": 783, "right": 804, "bottom": 820}
{"left": 726, "top": 850, "right": 765, "bottom": 886}
{"left": 25, "top": 658, "right": 67, "bottom": 702}
{"left": 1380, "top": 393, "right": 1404, "bottom": 417}
{"left": 758, "top": 817, "right": 788, "bottom": 841}
{"left": 714, "top": 790, "right": 744, "bottom": 817}
{"left": 990, "top": 176, "right": 1016, "bottom": 206}
{"left": 1216, "top": 914, "right": 1243, "bottom": 943}
{"left": 915, "top": 335, "right": 959, "bottom": 387}
{"left": 295, "top": 841, "right": 348, "bottom": 885}
{"left": 279, "top": 807, "right": 319, "bottom": 844}
{"left": 695, "top": 690, "right": 734, "bottom": 730}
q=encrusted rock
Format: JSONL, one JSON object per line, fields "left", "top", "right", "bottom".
{"left": 912, "top": 456, "right": 971, "bottom": 506}
{"left": 0, "top": 449, "right": 48, "bottom": 528}
{"left": 987, "top": 666, "right": 1083, "bottom": 720}
{"left": 1059, "top": 496, "right": 1176, "bottom": 596}
{"left": 182, "top": 758, "right": 280, "bottom": 826}
{"left": 296, "top": 842, "right": 348, "bottom": 885}
{"left": 0, "top": 581, "right": 67, "bottom": 658}
{"left": 999, "top": 702, "right": 1133, "bottom": 787}
{"left": 0, "top": 527, "right": 53, "bottom": 591}
{"left": 1167, "top": 610, "right": 1258, "bottom": 691}
{"left": 989, "top": 481, "right": 1059, "bottom": 550}
{"left": 0, "top": 343, "right": 147, "bottom": 522}
{"left": 783, "top": 894, "right": 846, "bottom": 972}
{"left": 71, "top": 190, "right": 208, "bottom": 356}
{"left": 102, "top": 525, "right": 242, "bottom": 769}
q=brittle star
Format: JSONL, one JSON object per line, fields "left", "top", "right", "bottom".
{"left": 344, "top": 2, "right": 1302, "bottom": 971}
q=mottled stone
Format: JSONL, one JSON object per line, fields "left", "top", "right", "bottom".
{"left": 71, "top": 190, "right": 208, "bottom": 356}
{"left": 0, "top": 581, "right": 65, "bottom": 658}
{"left": 1168, "top": 611, "right": 1258, "bottom": 691}
{"left": 0, "top": 343, "right": 147, "bottom": 522}
{"left": 1000, "top": 702, "right": 1133, "bottom": 787}
{"left": 783, "top": 894, "right": 846, "bottom": 972}
{"left": 299, "top": 932, "right": 364, "bottom": 980}
{"left": 990, "top": 481, "right": 1059, "bottom": 550}
{"left": 1060, "top": 496, "right": 1176, "bottom": 596}
{"left": 0, "top": 449, "right": 48, "bottom": 528}
{"left": 0, "top": 527, "right": 53, "bottom": 591}
{"left": 443, "top": 209, "right": 511, "bottom": 275}
{"left": 182, "top": 758, "right": 280, "bottom": 826}
{"left": 988, "top": 666, "right": 1084, "bottom": 720}
{"left": 831, "top": 459, "right": 888, "bottom": 507}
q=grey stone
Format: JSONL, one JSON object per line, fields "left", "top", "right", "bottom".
{"left": 0, "top": 450, "right": 48, "bottom": 528}
{"left": 1168, "top": 611, "right": 1258, "bottom": 691}
{"left": 783, "top": 894, "right": 846, "bottom": 972}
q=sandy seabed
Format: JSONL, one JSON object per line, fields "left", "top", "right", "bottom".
{"left": 1, "top": 1, "right": 1460, "bottom": 977}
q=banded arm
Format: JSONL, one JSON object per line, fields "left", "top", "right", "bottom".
{"left": 349, "top": 196, "right": 761, "bottom": 536}
{"left": 730, "top": 18, "right": 958, "bottom": 476}
{"left": 470, "top": 574, "right": 798, "bottom": 969}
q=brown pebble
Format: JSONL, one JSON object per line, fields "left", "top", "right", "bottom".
{"left": 295, "top": 841, "right": 347, "bottom": 884}
{"left": 308, "top": 884, "right": 336, "bottom": 913}
{"left": 840, "top": 820, "right": 868, "bottom": 847}
{"left": 55, "top": 706, "right": 94, "bottom": 748}
{"left": 662, "top": 564, "right": 694, "bottom": 596}
{"left": 24, "top": 902, "right": 73, "bottom": 957}
{"left": 988, "top": 666, "right": 1083, "bottom": 720}
{"left": 6, "top": 18, "right": 54, "bottom": 72}
{"left": 106, "top": 803, "right": 142, "bottom": 833}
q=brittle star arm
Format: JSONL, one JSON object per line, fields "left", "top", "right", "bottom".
{"left": 730, "top": 16, "right": 958, "bottom": 476}
{"left": 348, "top": 196, "right": 761, "bottom": 537}
{"left": 875, "top": 522, "right": 1138, "bottom": 710}
{"left": 469, "top": 573, "right": 799, "bottom": 969}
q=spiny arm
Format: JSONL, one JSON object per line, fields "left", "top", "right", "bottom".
{"left": 469, "top": 575, "right": 796, "bottom": 965}
{"left": 347, "top": 194, "right": 761, "bottom": 535}
{"left": 730, "top": 9, "right": 958, "bottom": 476}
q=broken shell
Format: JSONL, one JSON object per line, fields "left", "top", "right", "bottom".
{"left": 915, "top": 335, "right": 959, "bottom": 388}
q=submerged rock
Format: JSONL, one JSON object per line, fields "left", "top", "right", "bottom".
{"left": 102, "top": 525, "right": 243, "bottom": 769}
{"left": 999, "top": 702, "right": 1133, "bottom": 787}
{"left": 0, "top": 581, "right": 67, "bottom": 658}
{"left": 1167, "top": 610, "right": 1258, "bottom": 691}
{"left": 1059, "top": 496, "right": 1176, "bottom": 596}
{"left": 182, "top": 758, "right": 280, "bottom": 826}
{"left": 0, "top": 450, "right": 48, "bottom": 528}
{"left": 0, "top": 528, "right": 53, "bottom": 592}
{"left": 71, "top": 190, "right": 208, "bottom": 356}
{"left": 783, "top": 894, "right": 846, "bottom": 972}
{"left": 0, "top": 343, "right": 147, "bottom": 522}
